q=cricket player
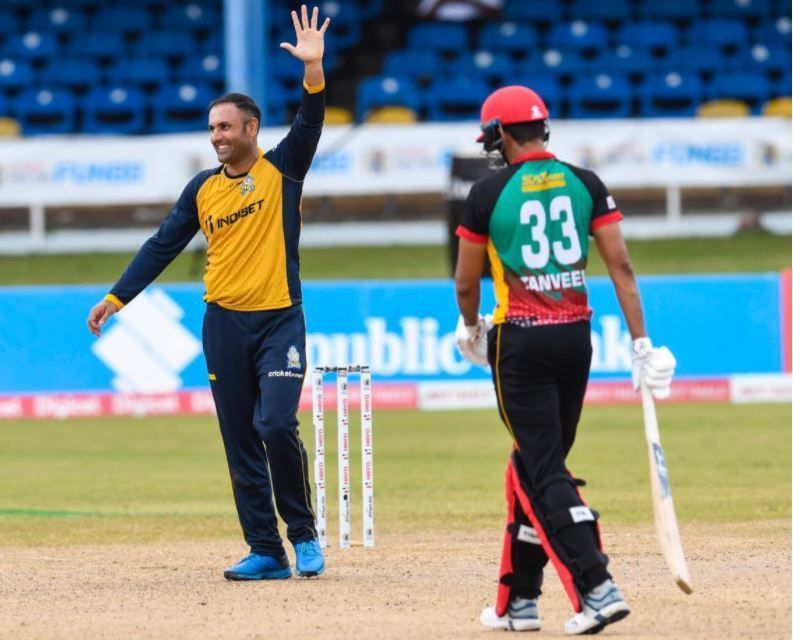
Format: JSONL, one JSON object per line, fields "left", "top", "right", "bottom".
{"left": 454, "top": 86, "right": 676, "bottom": 634}
{"left": 87, "top": 5, "right": 330, "bottom": 581}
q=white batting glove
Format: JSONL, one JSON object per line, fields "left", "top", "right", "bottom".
{"left": 631, "top": 337, "right": 677, "bottom": 399}
{"left": 455, "top": 314, "right": 492, "bottom": 367}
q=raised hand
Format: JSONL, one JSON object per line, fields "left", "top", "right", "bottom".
{"left": 280, "top": 5, "right": 330, "bottom": 63}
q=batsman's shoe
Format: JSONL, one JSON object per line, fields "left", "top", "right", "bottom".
{"left": 223, "top": 553, "right": 292, "bottom": 581}
{"left": 564, "top": 580, "right": 630, "bottom": 635}
{"left": 294, "top": 538, "right": 325, "bottom": 577}
{"left": 481, "top": 597, "right": 541, "bottom": 632}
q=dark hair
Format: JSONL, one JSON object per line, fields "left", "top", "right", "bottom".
{"left": 503, "top": 120, "right": 547, "bottom": 145}
{"left": 208, "top": 92, "right": 262, "bottom": 129}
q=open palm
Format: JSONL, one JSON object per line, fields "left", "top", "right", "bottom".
{"left": 280, "top": 5, "right": 330, "bottom": 63}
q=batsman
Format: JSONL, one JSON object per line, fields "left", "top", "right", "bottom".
{"left": 454, "top": 86, "right": 677, "bottom": 634}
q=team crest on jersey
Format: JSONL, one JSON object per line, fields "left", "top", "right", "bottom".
{"left": 240, "top": 175, "right": 256, "bottom": 196}
{"left": 286, "top": 345, "right": 301, "bottom": 369}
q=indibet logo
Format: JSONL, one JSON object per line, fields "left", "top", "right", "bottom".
{"left": 307, "top": 317, "right": 469, "bottom": 376}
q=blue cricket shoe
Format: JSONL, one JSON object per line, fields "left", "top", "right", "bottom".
{"left": 223, "top": 552, "right": 292, "bottom": 580}
{"left": 294, "top": 538, "right": 325, "bottom": 577}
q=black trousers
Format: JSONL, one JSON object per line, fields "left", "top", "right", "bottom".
{"left": 488, "top": 320, "right": 610, "bottom": 596}
{"left": 203, "top": 303, "right": 316, "bottom": 556}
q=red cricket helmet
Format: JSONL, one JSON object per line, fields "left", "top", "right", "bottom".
{"left": 476, "top": 85, "right": 550, "bottom": 146}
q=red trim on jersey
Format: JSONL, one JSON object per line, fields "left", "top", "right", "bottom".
{"left": 591, "top": 210, "right": 623, "bottom": 231}
{"left": 456, "top": 225, "right": 488, "bottom": 244}
{"left": 511, "top": 150, "right": 556, "bottom": 164}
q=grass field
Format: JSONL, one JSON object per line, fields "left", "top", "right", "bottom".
{"left": 0, "top": 403, "right": 788, "bottom": 547}
{"left": 0, "top": 232, "right": 789, "bottom": 285}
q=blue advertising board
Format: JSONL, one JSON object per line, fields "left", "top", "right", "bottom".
{"left": 0, "top": 274, "right": 783, "bottom": 395}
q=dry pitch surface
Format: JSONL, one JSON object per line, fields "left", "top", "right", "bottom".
{"left": 0, "top": 520, "right": 789, "bottom": 640}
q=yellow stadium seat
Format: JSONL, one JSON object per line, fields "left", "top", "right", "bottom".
{"left": 365, "top": 106, "right": 418, "bottom": 124}
{"left": 0, "top": 117, "right": 20, "bottom": 137}
{"left": 324, "top": 106, "right": 353, "bottom": 124}
{"left": 697, "top": 99, "right": 750, "bottom": 118}
{"left": 763, "top": 97, "right": 792, "bottom": 119}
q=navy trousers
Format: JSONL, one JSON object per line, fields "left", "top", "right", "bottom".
{"left": 203, "top": 302, "right": 316, "bottom": 556}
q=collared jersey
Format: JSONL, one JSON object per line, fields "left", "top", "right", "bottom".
{"left": 107, "top": 83, "right": 325, "bottom": 312}
{"left": 457, "top": 150, "right": 622, "bottom": 326}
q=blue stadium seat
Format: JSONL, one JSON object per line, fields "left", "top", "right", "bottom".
{"left": 152, "top": 83, "right": 214, "bottom": 133}
{"left": 1, "top": 32, "right": 59, "bottom": 64}
{"left": 754, "top": 18, "right": 792, "bottom": 50}
{"left": 178, "top": 55, "right": 224, "bottom": 93}
{"left": 0, "top": 9, "right": 21, "bottom": 42}
{"left": 383, "top": 50, "right": 441, "bottom": 84}
{"left": 687, "top": 19, "right": 749, "bottom": 53}
{"left": 447, "top": 51, "right": 515, "bottom": 87}
{"left": 569, "top": 0, "right": 633, "bottom": 24}
{"left": 707, "top": 72, "right": 770, "bottom": 112}
{"left": 356, "top": 76, "right": 422, "bottom": 121}
{"left": 27, "top": 7, "right": 87, "bottom": 37}
{"left": 50, "top": 0, "right": 103, "bottom": 9}
{"left": 38, "top": 59, "right": 101, "bottom": 94}
{"left": 92, "top": 7, "right": 152, "bottom": 38}
{"left": 269, "top": 48, "right": 307, "bottom": 90}
{"left": 771, "top": 72, "right": 791, "bottom": 98}
{"left": 638, "top": 0, "right": 703, "bottom": 22}
{"left": 317, "top": 0, "right": 363, "bottom": 50}
{"left": 407, "top": 23, "right": 468, "bottom": 56}
{"left": 663, "top": 46, "right": 730, "bottom": 78}
{"left": 547, "top": 21, "right": 609, "bottom": 55}
{"left": 14, "top": 88, "right": 76, "bottom": 135}
{"left": 520, "top": 49, "right": 588, "bottom": 80}
{"left": 425, "top": 76, "right": 490, "bottom": 121}
{"left": 0, "top": 58, "right": 34, "bottom": 94}
{"left": 68, "top": 33, "right": 126, "bottom": 64}
{"left": 640, "top": 71, "right": 703, "bottom": 117}
{"left": 568, "top": 72, "right": 633, "bottom": 118}
{"left": 135, "top": 32, "right": 196, "bottom": 62}
{"left": 589, "top": 46, "right": 656, "bottom": 81}
{"left": 0, "top": 92, "right": 9, "bottom": 118}
{"left": 111, "top": 58, "right": 171, "bottom": 93}
{"left": 263, "top": 81, "right": 289, "bottom": 126}
{"left": 616, "top": 22, "right": 679, "bottom": 55}
{"left": 83, "top": 86, "right": 147, "bottom": 134}
{"left": 730, "top": 45, "right": 789, "bottom": 78}
{"left": 503, "top": 0, "right": 564, "bottom": 24}
{"left": 708, "top": 0, "right": 769, "bottom": 20}
{"left": 477, "top": 23, "right": 538, "bottom": 59}
{"left": 512, "top": 74, "right": 562, "bottom": 118}
{"left": 351, "top": 0, "right": 383, "bottom": 20}
{"left": 159, "top": 4, "right": 218, "bottom": 36}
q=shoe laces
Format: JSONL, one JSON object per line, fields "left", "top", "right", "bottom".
{"left": 296, "top": 540, "right": 321, "bottom": 557}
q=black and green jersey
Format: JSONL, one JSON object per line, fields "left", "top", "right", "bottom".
{"left": 457, "top": 150, "right": 622, "bottom": 326}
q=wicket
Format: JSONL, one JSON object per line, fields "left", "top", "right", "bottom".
{"left": 311, "top": 365, "right": 374, "bottom": 549}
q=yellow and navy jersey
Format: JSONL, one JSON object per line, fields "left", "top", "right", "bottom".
{"left": 106, "top": 82, "right": 325, "bottom": 312}
{"left": 457, "top": 150, "right": 622, "bottom": 326}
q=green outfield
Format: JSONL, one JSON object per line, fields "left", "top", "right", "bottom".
{"left": 0, "top": 403, "right": 788, "bottom": 547}
{"left": 0, "top": 232, "right": 789, "bottom": 285}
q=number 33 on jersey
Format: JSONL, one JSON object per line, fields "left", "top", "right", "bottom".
{"left": 457, "top": 150, "right": 623, "bottom": 327}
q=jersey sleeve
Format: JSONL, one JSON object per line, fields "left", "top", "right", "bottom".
{"left": 264, "top": 81, "right": 325, "bottom": 182}
{"left": 456, "top": 180, "right": 490, "bottom": 244}
{"left": 107, "top": 171, "right": 208, "bottom": 306}
{"left": 588, "top": 173, "right": 623, "bottom": 232}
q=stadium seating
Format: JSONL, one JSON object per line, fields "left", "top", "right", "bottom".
{"left": 82, "top": 86, "right": 147, "bottom": 134}
{"left": 568, "top": 73, "right": 633, "bottom": 118}
{"left": 356, "top": 76, "right": 422, "bottom": 122}
{"left": 424, "top": 76, "right": 490, "bottom": 121}
{"left": 365, "top": 106, "right": 417, "bottom": 123}
{"left": 763, "top": 96, "right": 792, "bottom": 117}
{"left": 152, "top": 84, "right": 214, "bottom": 134}
{"left": 14, "top": 88, "right": 77, "bottom": 135}
{"left": 38, "top": 59, "right": 101, "bottom": 94}
{"left": 0, "top": 58, "right": 34, "bottom": 94}
{"left": 324, "top": 105, "right": 354, "bottom": 124}
{"left": 0, "top": 116, "right": 20, "bottom": 137}
{"left": 697, "top": 99, "right": 751, "bottom": 117}
{"left": 640, "top": 72, "right": 704, "bottom": 117}
{"left": 0, "top": 0, "right": 789, "bottom": 132}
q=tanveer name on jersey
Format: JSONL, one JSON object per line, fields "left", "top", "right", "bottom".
{"left": 520, "top": 268, "right": 586, "bottom": 292}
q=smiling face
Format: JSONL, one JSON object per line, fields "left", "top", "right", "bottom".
{"left": 208, "top": 103, "right": 259, "bottom": 168}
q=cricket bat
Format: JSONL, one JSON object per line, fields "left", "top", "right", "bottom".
{"left": 640, "top": 381, "right": 693, "bottom": 594}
